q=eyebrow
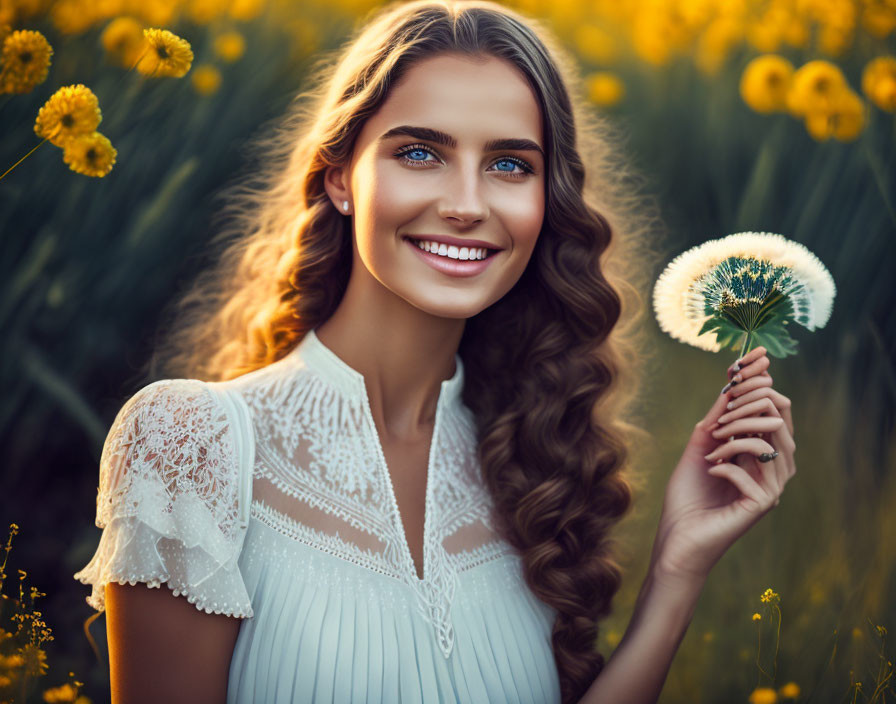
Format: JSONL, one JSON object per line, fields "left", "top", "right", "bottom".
{"left": 379, "top": 125, "right": 545, "bottom": 160}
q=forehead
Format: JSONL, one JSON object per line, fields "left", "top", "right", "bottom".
{"left": 359, "top": 53, "right": 544, "bottom": 149}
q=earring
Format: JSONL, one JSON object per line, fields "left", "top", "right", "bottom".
{"left": 342, "top": 200, "right": 349, "bottom": 212}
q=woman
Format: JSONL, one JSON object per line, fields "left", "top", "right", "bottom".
{"left": 74, "top": 1, "right": 797, "bottom": 702}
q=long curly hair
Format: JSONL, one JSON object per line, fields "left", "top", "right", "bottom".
{"left": 145, "top": 1, "right": 663, "bottom": 701}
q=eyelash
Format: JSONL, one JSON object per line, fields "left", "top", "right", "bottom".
{"left": 393, "top": 143, "right": 535, "bottom": 178}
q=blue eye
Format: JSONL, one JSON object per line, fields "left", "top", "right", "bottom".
{"left": 393, "top": 143, "right": 535, "bottom": 178}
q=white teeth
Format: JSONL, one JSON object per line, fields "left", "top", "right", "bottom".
{"left": 411, "top": 238, "right": 490, "bottom": 260}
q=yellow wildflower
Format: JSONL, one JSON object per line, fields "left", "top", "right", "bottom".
{"left": 187, "top": 0, "right": 229, "bottom": 24}
{"left": 230, "top": 0, "right": 265, "bottom": 21}
{"left": 138, "top": 0, "right": 179, "bottom": 26}
{"left": 21, "top": 644, "right": 48, "bottom": 676}
{"left": 62, "top": 132, "right": 117, "bottom": 177}
{"left": 752, "top": 612, "right": 762, "bottom": 621}
{"left": 34, "top": 84, "right": 101, "bottom": 148}
{"left": 861, "top": 5, "right": 896, "bottom": 38}
{"left": 740, "top": 55, "right": 794, "bottom": 113}
{"left": 191, "top": 64, "right": 221, "bottom": 95}
{"left": 137, "top": 28, "right": 193, "bottom": 78}
{"left": 695, "top": 17, "right": 742, "bottom": 76}
{"left": 574, "top": 24, "right": 618, "bottom": 64}
{"left": 0, "top": 674, "right": 12, "bottom": 688}
{"left": 0, "top": 29, "right": 53, "bottom": 94}
{"left": 749, "top": 686, "right": 779, "bottom": 704}
{"left": 778, "top": 681, "right": 801, "bottom": 699}
{"left": 805, "top": 90, "right": 866, "bottom": 141}
{"left": 604, "top": 629, "right": 621, "bottom": 647}
{"left": 786, "top": 60, "right": 848, "bottom": 116}
{"left": 213, "top": 31, "right": 245, "bottom": 62}
{"left": 586, "top": 71, "right": 625, "bottom": 107}
{"left": 760, "top": 588, "right": 780, "bottom": 604}
{"left": 50, "top": 0, "right": 98, "bottom": 35}
{"left": 0, "top": 653, "right": 25, "bottom": 667}
{"left": 43, "top": 682, "right": 78, "bottom": 702}
{"left": 100, "top": 17, "right": 146, "bottom": 69}
{"left": 862, "top": 56, "right": 896, "bottom": 112}
{"left": 74, "top": 697, "right": 90, "bottom": 704}
{"left": 818, "top": 25, "right": 853, "bottom": 57}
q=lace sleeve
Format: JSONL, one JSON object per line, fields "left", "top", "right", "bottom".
{"left": 73, "top": 378, "right": 254, "bottom": 618}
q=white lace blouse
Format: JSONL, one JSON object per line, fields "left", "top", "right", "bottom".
{"left": 74, "top": 328, "right": 561, "bottom": 703}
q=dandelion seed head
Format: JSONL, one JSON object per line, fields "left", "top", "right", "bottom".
{"left": 653, "top": 232, "right": 835, "bottom": 353}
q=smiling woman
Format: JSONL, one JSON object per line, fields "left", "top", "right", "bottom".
{"left": 71, "top": 1, "right": 671, "bottom": 703}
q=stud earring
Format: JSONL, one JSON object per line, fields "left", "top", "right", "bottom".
{"left": 342, "top": 200, "right": 349, "bottom": 212}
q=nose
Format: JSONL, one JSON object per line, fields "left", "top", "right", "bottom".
{"left": 437, "top": 157, "right": 489, "bottom": 226}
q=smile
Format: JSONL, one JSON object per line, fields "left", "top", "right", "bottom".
{"left": 403, "top": 236, "right": 500, "bottom": 278}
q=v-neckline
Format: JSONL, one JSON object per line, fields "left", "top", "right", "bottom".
{"left": 292, "top": 328, "right": 464, "bottom": 585}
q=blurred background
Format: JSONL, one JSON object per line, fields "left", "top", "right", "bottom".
{"left": 0, "top": 0, "right": 894, "bottom": 701}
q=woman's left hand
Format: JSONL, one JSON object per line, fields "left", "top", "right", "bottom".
{"left": 649, "top": 345, "right": 798, "bottom": 584}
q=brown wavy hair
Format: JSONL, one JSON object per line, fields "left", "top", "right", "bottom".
{"left": 145, "top": 1, "right": 663, "bottom": 700}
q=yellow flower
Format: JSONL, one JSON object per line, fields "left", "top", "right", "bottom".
{"left": 804, "top": 90, "right": 865, "bottom": 141}
{"left": 586, "top": 71, "right": 625, "bottom": 107}
{"left": 191, "top": 64, "right": 221, "bottom": 95}
{"left": 778, "top": 681, "right": 801, "bottom": 699}
{"left": 695, "top": 17, "right": 742, "bottom": 76}
{"left": 786, "top": 60, "right": 849, "bottom": 116}
{"left": 752, "top": 612, "right": 762, "bottom": 621}
{"left": 749, "top": 686, "right": 779, "bottom": 704}
{"left": 230, "top": 0, "right": 265, "bottom": 21}
{"left": 574, "top": 24, "right": 618, "bottom": 64}
{"left": 213, "top": 31, "right": 245, "bottom": 62}
{"left": 100, "top": 17, "right": 146, "bottom": 69}
{"left": 0, "top": 653, "right": 25, "bottom": 667}
{"left": 0, "top": 674, "right": 12, "bottom": 688}
{"left": 760, "top": 588, "right": 780, "bottom": 604}
{"left": 604, "top": 629, "right": 621, "bottom": 647}
{"left": 861, "top": 6, "right": 896, "bottom": 38}
{"left": 187, "top": 0, "right": 229, "bottom": 24}
{"left": 740, "top": 54, "right": 794, "bottom": 113}
{"left": 43, "top": 682, "right": 78, "bottom": 702}
{"left": 818, "top": 25, "right": 853, "bottom": 57}
{"left": 50, "top": 0, "right": 98, "bottom": 35}
{"left": 0, "top": 29, "right": 53, "bottom": 94}
{"left": 862, "top": 56, "right": 896, "bottom": 112}
{"left": 137, "top": 28, "right": 193, "bottom": 78}
{"left": 62, "top": 131, "right": 117, "bottom": 177}
{"left": 137, "top": 0, "right": 179, "bottom": 26}
{"left": 34, "top": 84, "right": 101, "bottom": 148}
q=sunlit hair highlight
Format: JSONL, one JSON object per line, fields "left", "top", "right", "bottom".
{"left": 145, "top": 1, "right": 662, "bottom": 701}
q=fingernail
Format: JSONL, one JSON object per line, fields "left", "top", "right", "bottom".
{"left": 731, "top": 363, "right": 741, "bottom": 373}
{"left": 721, "top": 380, "right": 737, "bottom": 393}
{"left": 726, "top": 401, "right": 735, "bottom": 409}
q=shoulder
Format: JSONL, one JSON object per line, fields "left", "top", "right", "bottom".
{"left": 98, "top": 378, "right": 244, "bottom": 529}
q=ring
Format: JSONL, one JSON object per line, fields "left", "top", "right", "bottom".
{"left": 758, "top": 451, "right": 779, "bottom": 463}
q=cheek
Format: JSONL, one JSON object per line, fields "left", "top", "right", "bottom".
{"left": 497, "top": 186, "right": 544, "bottom": 252}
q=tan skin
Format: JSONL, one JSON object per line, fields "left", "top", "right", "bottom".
{"left": 105, "top": 51, "right": 797, "bottom": 703}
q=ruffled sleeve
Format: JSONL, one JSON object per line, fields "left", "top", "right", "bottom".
{"left": 73, "top": 378, "right": 254, "bottom": 618}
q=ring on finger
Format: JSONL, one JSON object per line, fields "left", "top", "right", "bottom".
{"left": 758, "top": 450, "right": 779, "bottom": 463}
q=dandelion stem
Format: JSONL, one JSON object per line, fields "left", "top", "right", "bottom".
{"left": 0, "top": 136, "right": 50, "bottom": 184}
{"left": 739, "top": 330, "right": 753, "bottom": 360}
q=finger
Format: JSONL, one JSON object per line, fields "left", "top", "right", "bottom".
{"left": 710, "top": 416, "right": 785, "bottom": 440}
{"left": 706, "top": 461, "right": 774, "bottom": 511}
{"left": 706, "top": 436, "right": 784, "bottom": 496}
{"left": 727, "top": 347, "right": 767, "bottom": 380}
{"left": 717, "top": 397, "right": 778, "bottom": 425}
{"left": 702, "top": 388, "right": 736, "bottom": 430}
{"left": 726, "top": 387, "right": 794, "bottom": 438}
{"left": 725, "top": 372, "right": 773, "bottom": 398}
{"left": 736, "top": 353, "right": 770, "bottom": 381}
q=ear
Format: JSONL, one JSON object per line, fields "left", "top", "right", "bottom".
{"left": 323, "top": 164, "right": 352, "bottom": 215}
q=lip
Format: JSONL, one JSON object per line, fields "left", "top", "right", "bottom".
{"left": 404, "top": 236, "right": 500, "bottom": 278}
{"left": 404, "top": 234, "right": 503, "bottom": 251}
